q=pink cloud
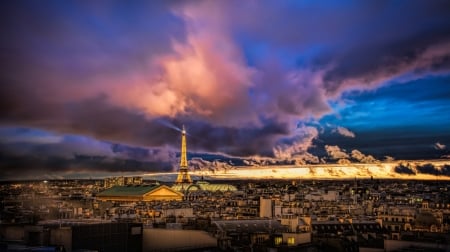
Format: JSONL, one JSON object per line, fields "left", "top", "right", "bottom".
{"left": 273, "top": 125, "right": 319, "bottom": 163}
{"left": 325, "top": 145, "right": 349, "bottom": 160}
{"left": 336, "top": 126, "right": 356, "bottom": 138}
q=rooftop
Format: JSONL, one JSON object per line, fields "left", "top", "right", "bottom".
{"left": 213, "top": 219, "right": 287, "bottom": 233}
{"left": 97, "top": 184, "right": 159, "bottom": 196}
{"left": 172, "top": 181, "right": 237, "bottom": 192}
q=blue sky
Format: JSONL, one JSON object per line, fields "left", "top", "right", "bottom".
{"left": 328, "top": 76, "right": 450, "bottom": 130}
{"left": 0, "top": 1, "right": 449, "bottom": 179}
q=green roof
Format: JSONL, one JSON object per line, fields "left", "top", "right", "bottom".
{"left": 97, "top": 185, "right": 159, "bottom": 196}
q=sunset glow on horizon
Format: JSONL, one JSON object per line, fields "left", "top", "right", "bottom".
{"left": 141, "top": 160, "right": 450, "bottom": 182}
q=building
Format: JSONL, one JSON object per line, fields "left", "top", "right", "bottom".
{"left": 172, "top": 180, "right": 237, "bottom": 195}
{"left": 212, "top": 219, "right": 288, "bottom": 250}
{"left": 260, "top": 197, "right": 273, "bottom": 218}
{"left": 96, "top": 184, "right": 184, "bottom": 202}
{"left": 175, "top": 125, "right": 192, "bottom": 184}
{"left": 104, "top": 176, "right": 143, "bottom": 188}
{"left": 1, "top": 219, "right": 143, "bottom": 252}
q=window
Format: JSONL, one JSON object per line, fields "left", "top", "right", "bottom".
{"left": 274, "top": 237, "right": 282, "bottom": 246}
{"left": 257, "top": 236, "right": 264, "bottom": 244}
{"left": 131, "top": 226, "right": 142, "bottom": 235}
{"left": 287, "top": 237, "right": 295, "bottom": 245}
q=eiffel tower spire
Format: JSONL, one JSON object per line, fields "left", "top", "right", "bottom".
{"left": 176, "top": 125, "right": 192, "bottom": 184}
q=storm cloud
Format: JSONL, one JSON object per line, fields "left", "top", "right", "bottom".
{"left": 393, "top": 162, "right": 450, "bottom": 177}
{"left": 1, "top": 1, "right": 450, "bottom": 177}
{"left": 394, "top": 163, "right": 416, "bottom": 175}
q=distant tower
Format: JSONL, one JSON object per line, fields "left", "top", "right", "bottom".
{"left": 175, "top": 125, "right": 193, "bottom": 184}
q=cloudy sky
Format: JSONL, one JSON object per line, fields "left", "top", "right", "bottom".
{"left": 1, "top": 1, "right": 450, "bottom": 179}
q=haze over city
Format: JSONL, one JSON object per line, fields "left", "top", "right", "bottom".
{"left": 1, "top": 1, "right": 450, "bottom": 180}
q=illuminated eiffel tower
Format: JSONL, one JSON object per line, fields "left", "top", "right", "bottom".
{"left": 175, "top": 125, "right": 192, "bottom": 184}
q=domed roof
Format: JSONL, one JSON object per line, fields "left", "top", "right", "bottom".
{"left": 171, "top": 181, "right": 237, "bottom": 192}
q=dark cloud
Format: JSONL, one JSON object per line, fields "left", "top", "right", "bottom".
{"left": 316, "top": 125, "right": 450, "bottom": 161}
{"left": 59, "top": 96, "right": 291, "bottom": 156}
{"left": 394, "top": 163, "right": 416, "bottom": 175}
{"left": 393, "top": 162, "right": 450, "bottom": 177}
{"left": 232, "top": 1, "right": 450, "bottom": 77}
{"left": 416, "top": 163, "right": 450, "bottom": 177}
{"left": 110, "top": 144, "right": 149, "bottom": 160}
{"left": 323, "top": 34, "right": 450, "bottom": 94}
{"left": 416, "top": 163, "right": 440, "bottom": 176}
{"left": 0, "top": 118, "right": 290, "bottom": 177}
{"left": 442, "top": 165, "right": 450, "bottom": 176}
{"left": 0, "top": 151, "right": 173, "bottom": 180}
{"left": 183, "top": 117, "right": 289, "bottom": 157}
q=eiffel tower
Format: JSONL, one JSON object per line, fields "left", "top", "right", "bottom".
{"left": 175, "top": 125, "right": 192, "bottom": 184}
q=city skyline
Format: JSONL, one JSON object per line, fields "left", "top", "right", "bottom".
{"left": 1, "top": 1, "right": 450, "bottom": 180}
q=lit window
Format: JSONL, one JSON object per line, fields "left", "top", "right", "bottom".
{"left": 274, "top": 237, "right": 282, "bottom": 245}
{"left": 287, "top": 237, "right": 295, "bottom": 245}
